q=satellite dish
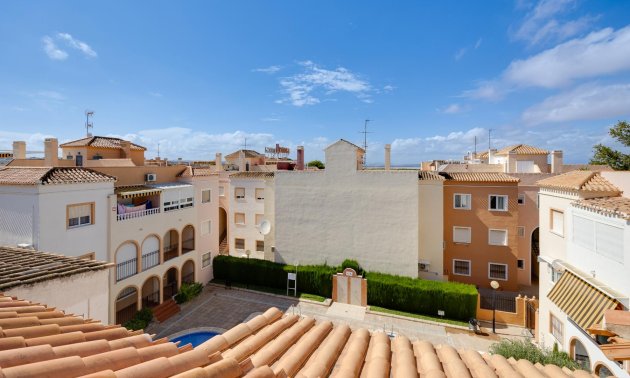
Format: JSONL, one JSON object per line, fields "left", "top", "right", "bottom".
{"left": 258, "top": 220, "right": 271, "bottom": 235}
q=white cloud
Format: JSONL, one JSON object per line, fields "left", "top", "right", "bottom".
{"left": 252, "top": 65, "right": 282, "bottom": 74}
{"left": 33, "top": 90, "right": 65, "bottom": 101}
{"left": 148, "top": 91, "right": 163, "bottom": 98}
{"left": 382, "top": 85, "right": 395, "bottom": 92}
{"left": 454, "top": 38, "right": 483, "bottom": 61}
{"left": 42, "top": 36, "right": 68, "bottom": 60}
{"left": 460, "top": 80, "right": 507, "bottom": 101}
{"left": 439, "top": 103, "right": 468, "bottom": 114}
{"left": 277, "top": 61, "right": 372, "bottom": 106}
{"left": 522, "top": 82, "right": 630, "bottom": 124}
{"left": 56, "top": 33, "right": 97, "bottom": 58}
{"left": 0, "top": 131, "right": 54, "bottom": 155}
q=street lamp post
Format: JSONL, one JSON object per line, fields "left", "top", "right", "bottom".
{"left": 245, "top": 250, "right": 251, "bottom": 288}
{"left": 490, "top": 280, "right": 500, "bottom": 334}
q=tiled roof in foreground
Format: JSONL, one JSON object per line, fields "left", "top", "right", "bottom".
{"left": 0, "top": 246, "right": 112, "bottom": 290}
{"left": 60, "top": 136, "right": 146, "bottom": 151}
{"left": 440, "top": 172, "right": 520, "bottom": 183}
{"left": 0, "top": 167, "right": 116, "bottom": 186}
{"left": 0, "top": 299, "right": 597, "bottom": 377}
{"left": 573, "top": 196, "right": 630, "bottom": 220}
{"left": 537, "top": 171, "right": 621, "bottom": 194}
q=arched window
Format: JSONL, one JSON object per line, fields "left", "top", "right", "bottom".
{"left": 116, "top": 242, "right": 138, "bottom": 281}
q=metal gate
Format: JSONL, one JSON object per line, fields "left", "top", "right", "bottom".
{"left": 526, "top": 302, "right": 537, "bottom": 334}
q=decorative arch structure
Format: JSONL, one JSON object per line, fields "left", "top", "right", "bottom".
{"left": 115, "top": 286, "right": 138, "bottom": 325}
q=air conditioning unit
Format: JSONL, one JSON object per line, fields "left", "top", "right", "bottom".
{"left": 145, "top": 173, "right": 157, "bottom": 182}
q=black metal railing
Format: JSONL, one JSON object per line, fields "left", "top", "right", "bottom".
{"left": 141, "top": 250, "right": 159, "bottom": 271}
{"left": 182, "top": 238, "right": 195, "bottom": 253}
{"left": 163, "top": 245, "right": 179, "bottom": 261}
{"left": 116, "top": 258, "right": 137, "bottom": 282}
{"left": 116, "top": 304, "right": 137, "bottom": 325}
{"left": 182, "top": 272, "right": 194, "bottom": 284}
{"left": 479, "top": 289, "right": 517, "bottom": 313}
{"left": 163, "top": 282, "right": 177, "bottom": 299}
{"left": 142, "top": 290, "right": 160, "bottom": 308}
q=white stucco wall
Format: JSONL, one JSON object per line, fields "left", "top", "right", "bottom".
{"left": 418, "top": 180, "right": 444, "bottom": 280}
{"left": 0, "top": 185, "right": 38, "bottom": 246}
{"left": 229, "top": 178, "right": 268, "bottom": 259}
{"left": 273, "top": 141, "right": 420, "bottom": 277}
{"left": 538, "top": 188, "right": 575, "bottom": 262}
{"left": 601, "top": 171, "right": 630, "bottom": 194}
{"left": 5, "top": 269, "right": 110, "bottom": 323}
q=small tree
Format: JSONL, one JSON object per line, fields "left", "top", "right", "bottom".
{"left": 307, "top": 160, "right": 325, "bottom": 169}
{"left": 590, "top": 120, "right": 630, "bottom": 170}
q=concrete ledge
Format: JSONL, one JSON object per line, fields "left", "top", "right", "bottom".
{"left": 366, "top": 308, "right": 469, "bottom": 331}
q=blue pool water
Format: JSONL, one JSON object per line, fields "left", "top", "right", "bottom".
{"left": 171, "top": 331, "right": 219, "bottom": 347}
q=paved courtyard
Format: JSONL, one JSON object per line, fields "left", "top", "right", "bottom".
{"left": 148, "top": 284, "right": 528, "bottom": 352}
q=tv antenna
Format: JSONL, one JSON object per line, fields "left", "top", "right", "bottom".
{"left": 359, "top": 119, "right": 373, "bottom": 166}
{"left": 85, "top": 110, "right": 94, "bottom": 137}
{"left": 242, "top": 138, "right": 248, "bottom": 150}
{"left": 488, "top": 128, "right": 493, "bottom": 150}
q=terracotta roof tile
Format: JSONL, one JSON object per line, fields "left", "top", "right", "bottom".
{"left": 60, "top": 136, "right": 146, "bottom": 151}
{"left": 229, "top": 172, "right": 275, "bottom": 179}
{"left": 225, "top": 149, "right": 264, "bottom": 159}
{"left": 418, "top": 171, "right": 445, "bottom": 181}
{"left": 440, "top": 172, "right": 520, "bottom": 183}
{"left": 562, "top": 164, "right": 614, "bottom": 172}
{"left": 537, "top": 171, "right": 621, "bottom": 193}
{"left": 0, "top": 167, "right": 115, "bottom": 185}
{"left": 495, "top": 144, "right": 549, "bottom": 155}
{"left": 178, "top": 167, "right": 217, "bottom": 177}
{"left": 439, "top": 163, "right": 504, "bottom": 173}
{"left": 573, "top": 196, "right": 630, "bottom": 220}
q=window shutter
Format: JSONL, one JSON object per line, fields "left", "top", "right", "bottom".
{"left": 596, "top": 223, "right": 623, "bottom": 263}
{"left": 573, "top": 215, "right": 594, "bottom": 250}
{"left": 69, "top": 204, "right": 91, "bottom": 219}
{"left": 552, "top": 210, "right": 564, "bottom": 235}
{"left": 453, "top": 227, "right": 471, "bottom": 243}
{"left": 489, "top": 230, "right": 507, "bottom": 246}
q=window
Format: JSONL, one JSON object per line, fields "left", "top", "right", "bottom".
{"left": 488, "top": 229, "right": 508, "bottom": 246}
{"left": 219, "top": 186, "right": 225, "bottom": 197}
{"left": 550, "top": 209, "right": 564, "bottom": 236}
{"left": 78, "top": 252, "right": 96, "bottom": 260}
{"left": 489, "top": 263, "right": 508, "bottom": 280}
{"left": 517, "top": 226, "right": 525, "bottom": 237}
{"left": 67, "top": 203, "right": 94, "bottom": 228}
{"left": 453, "top": 260, "right": 471, "bottom": 276}
{"left": 489, "top": 195, "right": 508, "bottom": 211}
{"left": 235, "top": 238, "right": 245, "bottom": 250}
{"left": 164, "top": 200, "right": 179, "bottom": 212}
{"left": 202, "top": 252, "right": 212, "bottom": 267}
{"left": 202, "top": 189, "right": 211, "bottom": 203}
{"left": 255, "top": 214, "right": 263, "bottom": 226}
{"left": 550, "top": 313, "right": 563, "bottom": 342}
{"left": 517, "top": 194, "right": 525, "bottom": 205}
{"left": 235, "top": 187, "right": 245, "bottom": 199}
{"left": 255, "top": 188, "right": 265, "bottom": 200}
{"left": 551, "top": 267, "right": 563, "bottom": 283}
{"left": 180, "top": 197, "right": 194, "bottom": 209}
{"left": 454, "top": 194, "right": 471, "bottom": 210}
{"left": 235, "top": 213, "right": 245, "bottom": 225}
{"left": 517, "top": 259, "right": 524, "bottom": 269}
{"left": 256, "top": 240, "right": 264, "bottom": 252}
{"left": 201, "top": 220, "right": 211, "bottom": 235}
{"left": 595, "top": 222, "right": 624, "bottom": 264}
{"left": 453, "top": 227, "right": 471, "bottom": 244}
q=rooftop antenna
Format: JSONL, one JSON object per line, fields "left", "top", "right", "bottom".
{"left": 488, "top": 129, "right": 493, "bottom": 150}
{"left": 157, "top": 143, "right": 160, "bottom": 159}
{"left": 474, "top": 135, "right": 477, "bottom": 158}
{"left": 85, "top": 110, "right": 94, "bottom": 137}
{"left": 359, "top": 119, "right": 373, "bottom": 166}
{"left": 242, "top": 138, "right": 248, "bottom": 150}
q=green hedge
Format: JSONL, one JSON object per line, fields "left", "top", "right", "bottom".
{"left": 123, "top": 308, "right": 153, "bottom": 331}
{"left": 175, "top": 282, "right": 204, "bottom": 304}
{"left": 213, "top": 256, "right": 477, "bottom": 321}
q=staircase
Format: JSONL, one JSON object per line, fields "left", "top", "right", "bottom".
{"left": 219, "top": 232, "right": 229, "bottom": 255}
{"left": 153, "top": 299, "right": 180, "bottom": 323}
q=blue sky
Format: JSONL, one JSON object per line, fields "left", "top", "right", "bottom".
{"left": 1, "top": 0, "right": 629, "bottom": 164}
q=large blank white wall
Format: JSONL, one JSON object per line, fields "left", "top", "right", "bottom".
{"left": 273, "top": 141, "right": 419, "bottom": 277}
{"left": 0, "top": 186, "right": 37, "bottom": 246}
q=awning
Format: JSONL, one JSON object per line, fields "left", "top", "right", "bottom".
{"left": 115, "top": 185, "right": 162, "bottom": 199}
{"left": 548, "top": 270, "right": 620, "bottom": 330}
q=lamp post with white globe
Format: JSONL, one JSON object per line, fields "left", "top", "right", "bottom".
{"left": 490, "top": 280, "right": 500, "bottom": 334}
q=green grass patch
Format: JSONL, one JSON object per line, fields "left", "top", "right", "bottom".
{"left": 369, "top": 305, "right": 468, "bottom": 327}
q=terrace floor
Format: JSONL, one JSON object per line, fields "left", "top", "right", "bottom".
{"left": 147, "top": 284, "right": 529, "bottom": 352}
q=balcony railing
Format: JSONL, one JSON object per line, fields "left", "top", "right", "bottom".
{"left": 182, "top": 238, "right": 195, "bottom": 253}
{"left": 116, "top": 258, "right": 137, "bottom": 282}
{"left": 141, "top": 250, "right": 160, "bottom": 271}
{"left": 163, "top": 245, "right": 179, "bottom": 262}
{"left": 117, "top": 208, "right": 160, "bottom": 221}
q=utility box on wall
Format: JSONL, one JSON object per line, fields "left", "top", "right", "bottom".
{"left": 332, "top": 268, "right": 367, "bottom": 306}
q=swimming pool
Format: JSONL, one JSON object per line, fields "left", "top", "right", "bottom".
{"left": 171, "top": 331, "right": 220, "bottom": 347}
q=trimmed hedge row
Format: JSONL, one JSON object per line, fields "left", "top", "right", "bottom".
{"left": 213, "top": 256, "right": 477, "bottom": 321}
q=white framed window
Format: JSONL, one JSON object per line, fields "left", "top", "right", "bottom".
{"left": 202, "top": 252, "right": 212, "bottom": 267}
{"left": 235, "top": 238, "right": 245, "bottom": 250}
{"left": 489, "top": 195, "right": 508, "bottom": 211}
{"left": 453, "top": 227, "right": 471, "bottom": 244}
{"left": 256, "top": 240, "right": 264, "bottom": 252}
{"left": 517, "top": 194, "right": 525, "bottom": 205}
{"left": 550, "top": 209, "right": 564, "bottom": 237}
{"left": 255, "top": 188, "right": 265, "bottom": 200}
{"left": 488, "top": 229, "right": 508, "bottom": 246}
{"left": 202, "top": 189, "right": 211, "bottom": 203}
{"left": 234, "top": 213, "right": 245, "bottom": 225}
{"left": 180, "top": 196, "right": 194, "bottom": 209}
{"left": 453, "top": 260, "right": 471, "bottom": 276}
{"left": 219, "top": 186, "right": 225, "bottom": 197}
{"left": 255, "top": 214, "right": 263, "bottom": 226}
{"left": 235, "top": 187, "right": 245, "bottom": 199}
{"left": 67, "top": 203, "right": 94, "bottom": 228}
{"left": 453, "top": 193, "right": 471, "bottom": 210}
{"left": 163, "top": 199, "right": 179, "bottom": 212}
{"left": 488, "top": 263, "right": 508, "bottom": 280}
{"left": 517, "top": 226, "right": 525, "bottom": 237}
{"left": 201, "top": 220, "right": 211, "bottom": 235}
{"left": 550, "top": 313, "right": 563, "bottom": 342}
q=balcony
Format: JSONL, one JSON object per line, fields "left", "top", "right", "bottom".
{"left": 141, "top": 250, "right": 160, "bottom": 271}
{"left": 115, "top": 185, "right": 162, "bottom": 222}
{"left": 117, "top": 207, "right": 160, "bottom": 221}
{"left": 116, "top": 258, "right": 137, "bottom": 282}
{"left": 163, "top": 244, "right": 179, "bottom": 262}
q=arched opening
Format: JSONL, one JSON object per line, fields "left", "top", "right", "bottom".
{"left": 141, "top": 276, "right": 161, "bottom": 308}
{"left": 115, "top": 286, "right": 138, "bottom": 325}
{"left": 163, "top": 267, "right": 179, "bottom": 299}
{"left": 182, "top": 225, "right": 195, "bottom": 253}
{"left": 141, "top": 235, "right": 160, "bottom": 271}
{"left": 182, "top": 260, "right": 195, "bottom": 284}
{"left": 163, "top": 230, "right": 179, "bottom": 262}
{"left": 219, "top": 207, "right": 228, "bottom": 255}
{"left": 570, "top": 338, "right": 590, "bottom": 370}
{"left": 116, "top": 242, "right": 138, "bottom": 282}
{"left": 594, "top": 363, "right": 614, "bottom": 378}
{"left": 531, "top": 227, "right": 539, "bottom": 281}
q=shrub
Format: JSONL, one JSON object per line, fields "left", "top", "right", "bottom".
{"left": 340, "top": 259, "right": 363, "bottom": 276}
{"left": 175, "top": 282, "right": 204, "bottom": 304}
{"left": 489, "top": 339, "right": 582, "bottom": 371}
{"left": 123, "top": 308, "right": 153, "bottom": 331}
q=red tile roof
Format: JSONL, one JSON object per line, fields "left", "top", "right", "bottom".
{"left": 225, "top": 150, "right": 264, "bottom": 159}
{"left": 573, "top": 196, "right": 630, "bottom": 220}
{"left": 495, "top": 144, "right": 549, "bottom": 155}
{"left": 229, "top": 172, "right": 275, "bottom": 179}
{"left": 0, "top": 167, "right": 116, "bottom": 185}
{"left": 440, "top": 172, "right": 520, "bottom": 183}
{"left": 537, "top": 171, "right": 621, "bottom": 193}
{"left": 60, "top": 136, "right": 146, "bottom": 151}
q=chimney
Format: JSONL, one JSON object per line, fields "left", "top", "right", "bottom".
{"left": 12, "top": 141, "right": 26, "bottom": 159}
{"left": 239, "top": 150, "right": 246, "bottom": 172}
{"left": 551, "top": 150, "right": 563, "bottom": 173}
{"left": 384, "top": 144, "right": 391, "bottom": 170}
{"left": 215, "top": 153, "right": 223, "bottom": 171}
{"left": 120, "top": 141, "right": 131, "bottom": 159}
{"left": 296, "top": 146, "right": 304, "bottom": 170}
{"left": 44, "top": 138, "right": 58, "bottom": 166}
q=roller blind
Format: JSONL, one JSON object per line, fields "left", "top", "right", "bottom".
{"left": 489, "top": 229, "right": 507, "bottom": 246}
{"left": 551, "top": 210, "right": 564, "bottom": 235}
{"left": 596, "top": 223, "right": 623, "bottom": 263}
{"left": 573, "top": 215, "right": 594, "bottom": 251}
{"left": 453, "top": 227, "right": 471, "bottom": 243}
